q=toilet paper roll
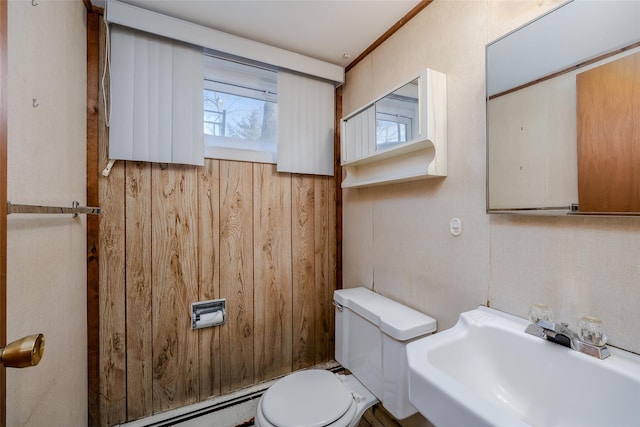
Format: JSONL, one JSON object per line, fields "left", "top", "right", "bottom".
{"left": 197, "top": 310, "right": 224, "bottom": 327}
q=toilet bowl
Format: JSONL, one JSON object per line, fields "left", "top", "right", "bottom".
{"left": 255, "top": 287, "right": 437, "bottom": 427}
{"left": 255, "top": 370, "right": 376, "bottom": 427}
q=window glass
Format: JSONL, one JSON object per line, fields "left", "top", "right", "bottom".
{"left": 204, "top": 55, "right": 278, "bottom": 163}
{"left": 204, "top": 88, "right": 277, "bottom": 139}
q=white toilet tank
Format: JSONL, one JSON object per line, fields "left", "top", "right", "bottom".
{"left": 334, "top": 287, "right": 436, "bottom": 420}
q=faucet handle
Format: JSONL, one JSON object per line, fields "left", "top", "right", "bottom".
{"left": 578, "top": 316, "right": 607, "bottom": 346}
{"left": 528, "top": 304, "right": 554, "bottom": 325}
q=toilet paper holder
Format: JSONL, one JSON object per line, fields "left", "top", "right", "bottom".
{"left": 191, "top": 298, "right": 226, "bottom": 330}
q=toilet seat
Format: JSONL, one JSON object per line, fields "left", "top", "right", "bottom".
{"left": 256, "top": 370, "right": 361, "bottom": 427}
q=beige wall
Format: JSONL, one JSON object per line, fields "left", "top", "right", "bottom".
{"left": 342, "top": 2, "right": 640, "bottom": 424}
{"left": 6, "top": 0, "right": 87, "bottom": 425}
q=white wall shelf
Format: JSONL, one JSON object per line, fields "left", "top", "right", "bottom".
{"left": 340, "top": 68, "right": 447, "bottom": 189}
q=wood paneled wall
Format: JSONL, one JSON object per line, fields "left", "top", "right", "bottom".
{"left": 89, "top": 18, "right": 337, "bottom": 426}
{"left": 96, "top": 159, "right": 336, "bottom": 425}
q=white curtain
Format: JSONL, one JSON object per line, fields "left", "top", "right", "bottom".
{"left": 277, "top": 71, "right": 335, "bottom": 176}
{"left": 109, "top": 25, "right": 204, "bottom": 166}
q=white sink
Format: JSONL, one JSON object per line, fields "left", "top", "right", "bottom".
{"left": 406, "top": 306, "right": 640, "bottom": 427}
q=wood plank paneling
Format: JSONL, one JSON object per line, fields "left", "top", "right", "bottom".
{"left": 292, "top": 175, "right": 316, "bottom": 369}
{"left": 125, "top": 161, "right": 153, "bottom": 418}
{"left": 254, "top": 163, "right": 293, "bottom": 381}
{"left": 314, "top": 177, "right": 331, "bottom": 364}
{"left": 328, "top": 176, "right": 337, "bottom": 357}
{"left": 577, "top": 51, "right": 640, "bottom": 212}
{"left": 151, "top": 164, "right": 200, "bottom": 412}
{"left": 96, "top": 158, "right": 337, "bottom": 423}
{"left": 198, "top": 160, "right": 221, "bottom": 398}
{"left": 219, "top": 160, "right": 254, "bottom": 393}
{"left": 99, "top": 131, "right": 127, "bottom": 425}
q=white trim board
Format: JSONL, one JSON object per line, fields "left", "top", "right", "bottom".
{"left": 105, "top": 0, "right": 344, "bottom": 84}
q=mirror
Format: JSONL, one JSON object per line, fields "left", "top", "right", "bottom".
{"left": 374, "top": 78, "right": 419, "bottom": 150}
{"left": 486, "top": 0, "right": 640, "bottom": 215}
{"left": 341, "top": 76, "right": 423, "bottom": 164}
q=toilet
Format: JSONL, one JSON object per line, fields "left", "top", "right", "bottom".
{"left": 255, "top": 287, "right": 437, "bottom": 427}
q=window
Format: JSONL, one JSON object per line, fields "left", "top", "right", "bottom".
{"left": 107, "top": 1, "right": 338, "bottom": 173}
{"left": 204, "top": 55, "right": 278, "bottom": 163}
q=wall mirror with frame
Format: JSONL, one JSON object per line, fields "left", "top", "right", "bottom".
{"left": 486, "top": 0, "right": 640, "bottom": 215}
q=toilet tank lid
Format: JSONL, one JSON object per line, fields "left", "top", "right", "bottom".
{"left": 334, "top": 287, "right": 437, "bottom": 340}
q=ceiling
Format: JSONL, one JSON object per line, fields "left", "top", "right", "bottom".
{"left": 97, "top": 0, "right": 423, "bottom": 67}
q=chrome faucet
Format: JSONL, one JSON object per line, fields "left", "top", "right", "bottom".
{"left": 524, "top": 305, "right": 610, "bottom": 360}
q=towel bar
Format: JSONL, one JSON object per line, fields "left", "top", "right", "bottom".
{"left": 7, "top": 201, "right": 101, "bottom": 217}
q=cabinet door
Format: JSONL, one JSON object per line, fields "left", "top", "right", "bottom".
{"left": 577, "top": 51, "right": 640, "bottom": 212}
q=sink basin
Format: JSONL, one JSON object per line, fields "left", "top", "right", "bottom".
{"left": 406, "top": 306, "right": 640, "bottom": 427}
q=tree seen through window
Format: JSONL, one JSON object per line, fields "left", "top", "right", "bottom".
{"left": 204, "top": 89, "right": 277, "bottom": 143}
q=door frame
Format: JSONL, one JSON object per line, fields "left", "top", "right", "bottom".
{"left": 86, "top": 7, "right": 101, "bottom": 426}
